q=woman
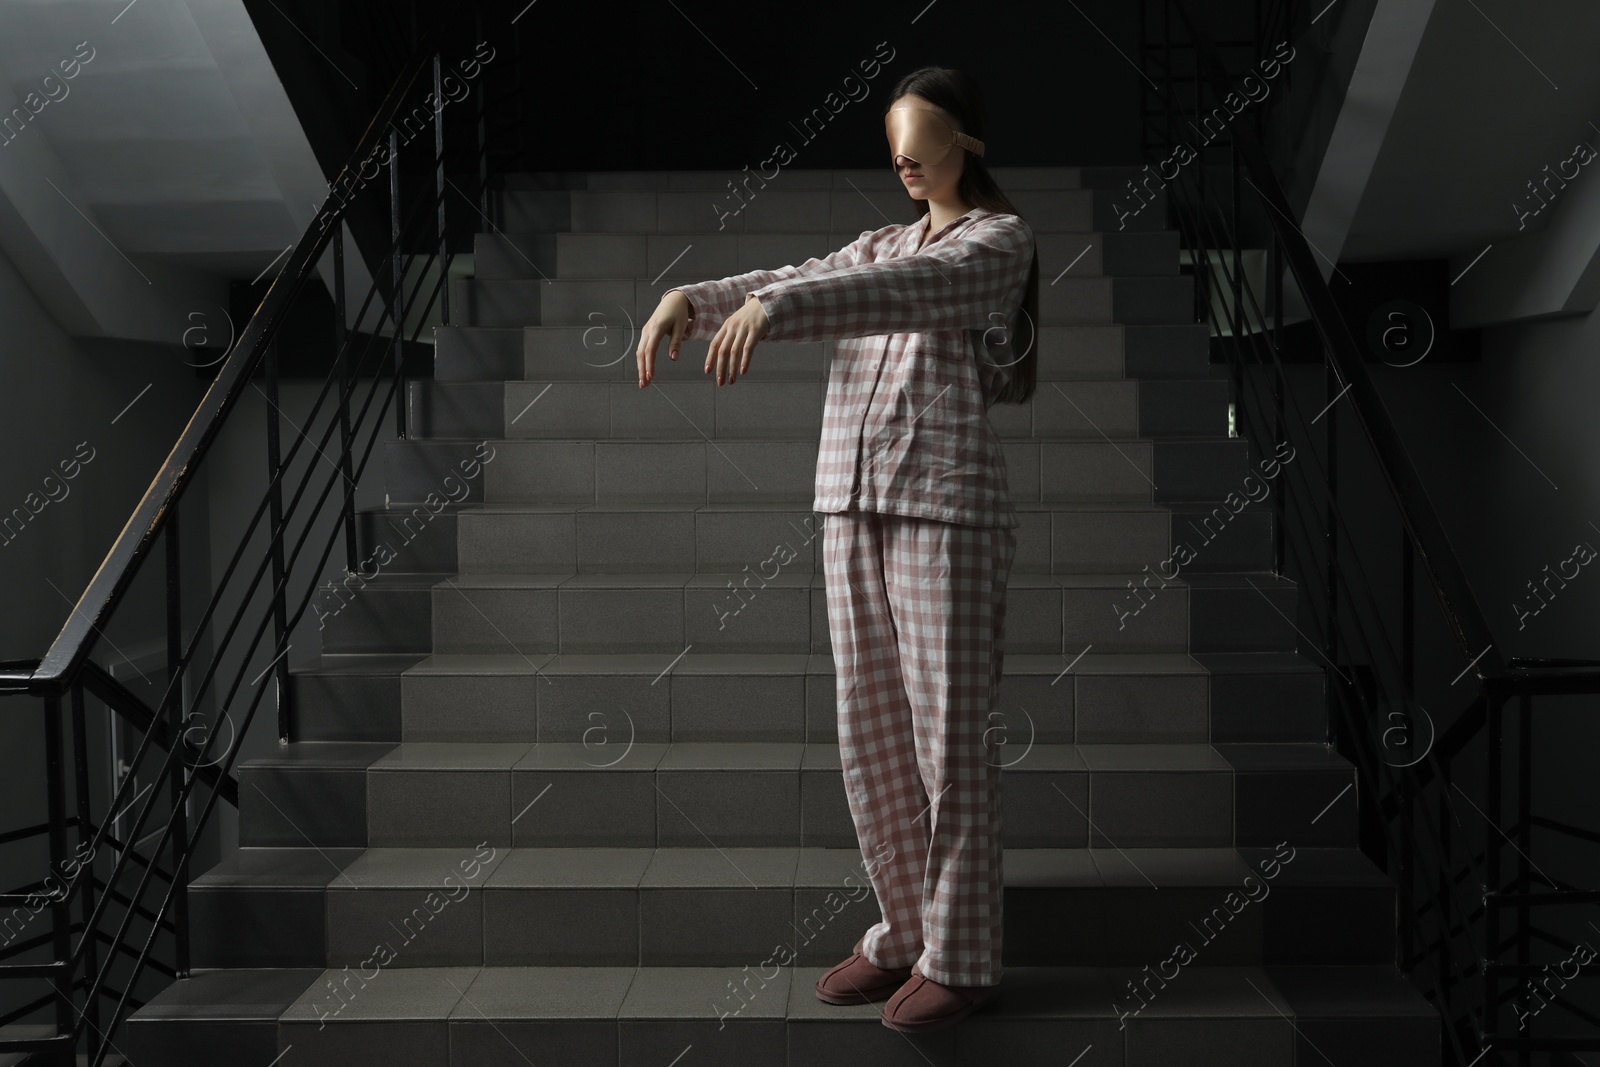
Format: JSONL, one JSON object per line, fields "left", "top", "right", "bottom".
{"left": 636, "top": 66, "right": 1040, "bottom": 1032}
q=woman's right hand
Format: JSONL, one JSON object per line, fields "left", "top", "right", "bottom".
{"left": 637, "top": 290, "right": 691, "bottom": 388}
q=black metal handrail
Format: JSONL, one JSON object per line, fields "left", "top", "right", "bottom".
{"left": 1146, "top": 2, "right": 1600, "bottom": 1064}
{"left": 0, "top": 6, "right": 522, "bottom": 1061}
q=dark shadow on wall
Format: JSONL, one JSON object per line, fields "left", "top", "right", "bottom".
{"left": 246, "top": 0, "right": 1179, "bottom": 178}
{"left": 1275, "top": 253, "right": 1600, "bottom": 1040}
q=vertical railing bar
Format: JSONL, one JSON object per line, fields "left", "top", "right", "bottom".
{"left": 44, "top": 691, "right": 73, "bottom": 1065}
{"left": 334, "top": 224, "right": 358, "bottom": 577}
{"left": 1481, "top": 691, "right": 1498, "bottom": 1062}
{"left": 164, "top": 507, "right": 190, "bottom": 978}
{"left": 391, "top": 126, "right": 406, "bottom": 440}
{"left": 1231, "top": 142, "right": 1242, "bottom": 349}
{"left": 67, "top": 680, "right": 101, "bottom": 1040}
{"left": 1324, "top": 350, "right": 1338, "bottom": 744}
{"left": 1400, "top": 531, "right": 1416, "bottom": 985}
{"left": 1271, "top": 230, "right": 1284, "bottom": 574}
{"left": 264, "top": 342, "right": 290, "bottom": 744}
{"left": 1138, "top": 0, "right": 1147, "bottom": 158}
{"left": 1228, "top": 146, "right": 1244, "bottom": 433}
{"left": 1443, "top": 756, "right": 1456, "bottom": 1046}
{"left": 1189, "top": 26, "right": 1208, "bottom": 352}
{"left": 474, "top": 5, "right": 490, "bottom": 224}
{"left": 1401, "top": 770, "right": 1415, "bottom": 974}
{"left": 434, "top": 52, "right": 450, "bottom": 329}
{"left": 1402, "top": 527, "right": 1415, "bottom": 704}
{"left": 1516, "top": 689, "right": 1531, "bottom": 1067}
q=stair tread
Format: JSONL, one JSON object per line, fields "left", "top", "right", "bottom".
{"left": 412, "top": 569, "right": 1294, "bottom": 587}
{"left": 419, "top": 376, "right": 1220, "bottom": 385}
{"left": 394, "top": 433, "right": 1238, "bottom": 443}
{"left": 357, "top": 499, "right": 1250, "bottom": 514}
{"left": 128, "top": 962, "right": 1438, "bottom": 1023}
{"left": 191, "top": 843, "right": 1391, "bottom": 891}
{"left": 502, "top": 262, "right": 1180, "bottom": 272}
{"left": 319, "top": 568, "right": 1296, "bottom": 588}
{"left": 440, "top": 321, "right": 1209, "bottom": 330}
{"left": 290, "top": 649, "right": 1324, "bottom": 678}
{"left": 497, "top": 227, "right": 1174, "bottom": 238}
{"left": 240, "top": 739, "right": 1349, "bottom": 775}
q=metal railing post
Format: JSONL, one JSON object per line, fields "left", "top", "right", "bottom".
{"left": 264, "top": 343, "right": 290, "bottom": 743}
{"left": 165, "top": 508, "right": 190, "bottom": 976}
{"left": 334, "top": 224, "right": 358, "bottom": 576}
{"left": 435, "top": 52, "right": 450, "bottom": 328}
{"left": 391, "top": 127, "right": 406, "bottom": 440}
{"left": 68, "top": 681, "right": 101, "bottom": 1036}
{"left": 1478, "top": 687, "right": 1491, "bottom": 1055}
{"left": 1516, "top": 690, "right": 1532, "bottom": 1067}
{"left": 1324, "top": 353, "right": 1338, "bottom": 742}
{"left": 1270, "top": 231, "right": 1284, "bottom": 573}
{"left": 44, "top": 691, "right": 72, "bottom": 1065}
{"left": 475, "top": 5, "right": 490, "bottom": 223}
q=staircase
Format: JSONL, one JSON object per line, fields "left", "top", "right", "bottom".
{"left": 123, "top": 168, "right": 1441, "bottom": 1066}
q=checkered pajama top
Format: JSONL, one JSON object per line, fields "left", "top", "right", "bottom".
{"left": 667, "top": 206, "right": 1035, "bottom": 530}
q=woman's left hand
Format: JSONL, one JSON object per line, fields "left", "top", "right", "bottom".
{"left": 706, "top": 294, "right": 769, "bottom": 385}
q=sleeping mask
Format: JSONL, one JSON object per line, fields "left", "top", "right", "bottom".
{"left": 885, "top": 105, "right": 986, "bottom": 168}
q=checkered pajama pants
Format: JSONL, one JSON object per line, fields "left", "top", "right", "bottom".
{"left": 821, "top": 508, "right": 1017, "bottom": 987}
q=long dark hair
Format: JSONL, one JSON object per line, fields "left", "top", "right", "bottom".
{"left": 887, "top": 66, "right": 1039, "bottom": 405}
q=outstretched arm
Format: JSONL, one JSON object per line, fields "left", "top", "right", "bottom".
{"left": 748, "top": 214, "right": 1034, "bottom": 343}
{"left": 665, "top": 229, "right": 876, "bottom": 342}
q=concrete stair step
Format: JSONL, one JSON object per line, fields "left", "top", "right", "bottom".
{"left": 473, "top": 229, "right": 1181, "bottom": 281}
{"left": 487, "top": 184, "right": 1169, "bottom": 236}
{"left": 380, "top": 436, "right": 1258, "bottom": 508}
{"left": 451, "top": 274, "right": 1193, "bottom": 329}
{"left": 405, "top": 377, "right": 1230, "bottom": 442}
{"left": 124, "top": 962, "right": 1440, "bottom": 1066}
{"left": 187, "top": 844, "right": 1394, "bottom": 970}
{"left": 289, "top": 649, "right": 1326, "bottom": 748}
{"left": 235, "top": 740, "right": 1359, "bottom": 851}
{"left": 313, "top": 568, "right": 1303, "bottom": 658}
{"left": 434, "top": 323, "right": 1214, "bottom": 383}
{"left": 343, "top": 499, "right": 1273, "bottom": 579}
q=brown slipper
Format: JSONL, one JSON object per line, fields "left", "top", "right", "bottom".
{"left": 880, "top": 968, "right": 1000, "bottom": 1032}
{"left": 814, "top": 936, "right": 914, "bottom": 1005}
